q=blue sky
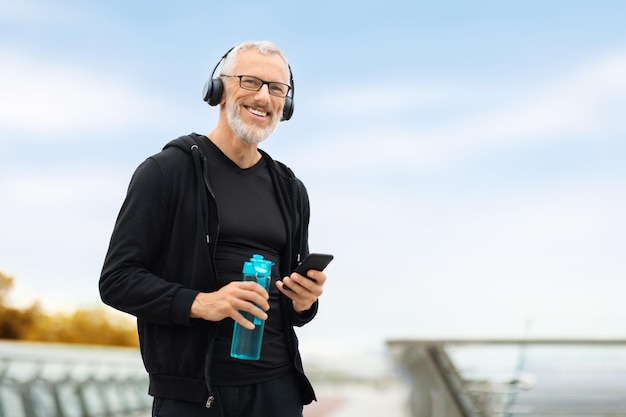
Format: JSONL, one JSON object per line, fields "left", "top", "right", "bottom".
{"left": 1, "top": 1, "right": 625, "bottom": 356}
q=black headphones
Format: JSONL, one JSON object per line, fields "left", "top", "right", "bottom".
{"left": 202, "top": 47, "right": 295, "bottom": 121}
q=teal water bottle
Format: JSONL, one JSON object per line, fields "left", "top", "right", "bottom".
{"left": 230, "top": 254, "right": 274, "bottom": 360}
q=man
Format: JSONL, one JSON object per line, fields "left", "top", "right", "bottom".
{"left": 99, "top": 40, "right": 326, "bottom": 417}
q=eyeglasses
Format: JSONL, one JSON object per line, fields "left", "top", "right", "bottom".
{"left": 221, "top": 74, "right": 291, "bottom": 98}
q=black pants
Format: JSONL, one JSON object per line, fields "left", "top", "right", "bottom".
{"left": 152, "top": 373, "right": 304, "bottom": 417}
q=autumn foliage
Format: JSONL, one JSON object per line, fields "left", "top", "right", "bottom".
{"left": 0, "top": 270, "right": 138, "bottom": 347}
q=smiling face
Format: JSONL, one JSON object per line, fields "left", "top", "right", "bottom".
{"left": 223, "top": 49, "right": 289, "bottom": 145}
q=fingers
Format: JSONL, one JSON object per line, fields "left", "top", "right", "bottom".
{"left": 235, "top": 281, "right": 270, "bottom": 310}
{"left": 278, "top": 270, "right": 326, "bottom": 313}
{"left": 232, "top": 306, "right": 266, "bottom": 330}
{"left": 190, "top": 281, "right": 270, "bottom": 327}
{"left": 281, "top": 270, "right": 325, "bottom": 296}
{"left": 226, "top": 282, "right": 270, "bottom": 328}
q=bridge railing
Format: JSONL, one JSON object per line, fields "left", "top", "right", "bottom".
{"left": 386, "top": 337, "right": 626, "bottom": 417}
{"left": 0, "top": 341, "right": 151, "bottom": 417}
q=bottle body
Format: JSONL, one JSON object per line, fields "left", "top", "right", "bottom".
{"left": 230, "top": 255, "right": 274, "bottom": 361}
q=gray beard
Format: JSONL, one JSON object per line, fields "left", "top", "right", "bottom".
{"left": 226, "top": 101, "right": 280, "bottom": 145}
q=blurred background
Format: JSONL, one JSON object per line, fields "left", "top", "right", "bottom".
{"left": 1, "top": 1, "right": 625, "bottom": 416}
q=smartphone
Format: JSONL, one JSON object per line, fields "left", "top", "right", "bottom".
{"left": 293, "top": 253, "right": 334, "bottom": 279}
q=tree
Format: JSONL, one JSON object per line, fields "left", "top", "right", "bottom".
{"left": 0, "top": 270, "right": 14, "bottom": 305}
{"left": 0, "top": 270, "right": 138, "bottom": 347}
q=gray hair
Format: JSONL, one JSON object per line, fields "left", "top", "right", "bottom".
{"left": 220, "top": 40, "right": 289, "bottom": 76}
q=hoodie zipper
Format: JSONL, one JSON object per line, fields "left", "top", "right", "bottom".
{"left": 206, "top": 396, "right": 214, "bottom": 408}
{"left": 190, "top": 140, "right": 219, "bottom": 409}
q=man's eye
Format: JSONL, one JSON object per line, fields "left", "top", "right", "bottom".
{"left": 242, "top": 78, "right": 260, "bottom": 88}
{"left": 270, "top": 85, "right": 287, "bottom": 95}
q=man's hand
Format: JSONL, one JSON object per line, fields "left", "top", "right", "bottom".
{"left": 277, "top": 269, "right": 326, "bottom": 313}
{"left": 190, "top": 281, "right": 269, "bottom": 330}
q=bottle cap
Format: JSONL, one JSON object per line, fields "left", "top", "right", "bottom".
{"left": 249, "top": 254, "right": 274, "bottom": 278}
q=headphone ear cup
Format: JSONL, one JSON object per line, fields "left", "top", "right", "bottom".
{"left": 203, "top": 78, "right": 223, "bottom": 106}
{"left": 281, "top": 95, "right": 294, "bottom": 121}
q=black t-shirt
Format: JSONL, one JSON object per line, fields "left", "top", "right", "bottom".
{"left": 203, "top": 138, "right": 291, "bottom": 385}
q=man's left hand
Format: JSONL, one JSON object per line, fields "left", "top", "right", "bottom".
{"left": 277, "top": 269, "right": 326, "bottom": 313}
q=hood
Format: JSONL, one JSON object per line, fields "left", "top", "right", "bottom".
{"left": 162, "top": 133, "right": 202, "bottom": 154}
{"left": 163, "top": 134, "right": 216, "bottom": 253}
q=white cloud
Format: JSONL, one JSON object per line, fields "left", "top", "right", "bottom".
{"left": 302, "top": 51, "right": 626, "bottom": 172}
{"left": 455, "top": 52, "right": 626, "bottom": 144}
{"left": 0, "top": 47, "right": 182, "bottom": 136}
{"left": 0, "top": 0, "right": 93, "bottom": 25}
{"left": 0, "top": 1, "right": 45, "bottom": 20}
{"left": 307, "top": 179, "right": 626, "bottom": 338}
{"left": 0, "top": 168, "right": 128, "bottom": 292}
{"left": 2, "top": 167, "right": 126, "bottom": 206}
{"left": 0, "top": 167, "right": 129, "bottom": 310}
{"left": 319, "top": 83, "right": 466, "bottom": 113}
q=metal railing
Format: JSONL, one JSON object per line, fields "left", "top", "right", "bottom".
{"left": 0, "top": 341, "right": 151, "bottom": 417}
{"left": 387, "top": 337, "right": 626, "bottom": 417}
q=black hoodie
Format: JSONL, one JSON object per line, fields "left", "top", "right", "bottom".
{"left": 99, "top": 133, "right": 317, "bottom": 406}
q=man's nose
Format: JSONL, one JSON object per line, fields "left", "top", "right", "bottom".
{"left": 254, "top": 84, "right": 271, "bottom": 99}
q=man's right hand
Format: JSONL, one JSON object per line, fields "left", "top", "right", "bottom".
{"left": 190, "top": 281, "right": 269, "bottom": 329}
